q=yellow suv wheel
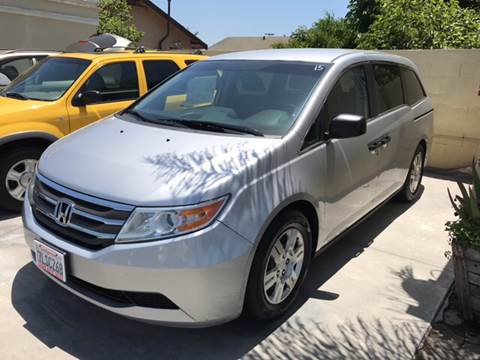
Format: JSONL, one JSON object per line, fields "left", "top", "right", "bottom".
{"left": 0, "top": 146, "right": 43, "bottom": 212}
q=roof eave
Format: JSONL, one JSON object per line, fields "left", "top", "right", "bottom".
{"left": 135, "top": 0, "right": 208, "bottom": 49}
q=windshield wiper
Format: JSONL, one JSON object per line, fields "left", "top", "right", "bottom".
{"left": 180, "top": 120, "right": 264, "bottom": 137}
{"left": 124, "top": 110, "right": 264, "bottom": 136}
{"left": 4, "top": 92, "right": 30, "bottom": 100}
{"left": 124, "top": 109, "right": 189, "bottom": 129}
{"left": 123, "top": 109, "right": 150, "bottom": 122}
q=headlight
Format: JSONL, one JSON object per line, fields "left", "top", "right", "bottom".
{"left": 116, "top": 196, "right": 229, "bottom": 243}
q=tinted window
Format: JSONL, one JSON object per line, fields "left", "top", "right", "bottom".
{"left": 4, "top": 57, "right": 90, "bottom": 101}
{"left": 129, "top": 60, "right": 328, "bottom": 136}
{"left": 402, "top": 68, "right": 425, "bottom": 105}
{"left": 143, "top": 60, "right": 179, "bottom": 90}
{"left": 34, "top": 56, "right": 48, "bottom": 63}
{"left": 82, "top": 61, "right": 139, "bottom": 103}
{"left": 325, "top": 66, "right": 369, "bottom": 122}
{"left": 185, "top": 59, "right": 198, "bottom": 66}
{"left": 0, "top": 58, "right": 34, "bottom": 80}
{"left": 302, "top": 111, "right": 323, "bottom": 150}
{"left": 373, "top": 64, "right": 404, "bottom": 114}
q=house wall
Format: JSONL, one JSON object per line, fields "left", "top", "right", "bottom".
{"left": 131, "top": 4, "right": 199, "bottom": 50}
{"left": 387, "top": 50, "right": 480, "bottom": 169}
{"left": 0, "top": 0, "right": 98, "bottom": 50}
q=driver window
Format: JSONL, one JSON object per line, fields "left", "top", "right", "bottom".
{"left": 81, "top": 61, "right": 139, "bottom": 104}
{"left": 301, "top": 66, "right": 368, "bottom": 150}
{"left": 325, "top": 66, "right": 369, "bottom": 123}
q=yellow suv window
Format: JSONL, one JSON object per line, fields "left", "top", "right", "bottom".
{"left": 81, "top": 61, "right": 139, "bottom": 103}
{"left": 143, "top": 60, "right": 180, "bottom": 90}
{"left": 4, "top": 57, "right": 90, "bottom": 101}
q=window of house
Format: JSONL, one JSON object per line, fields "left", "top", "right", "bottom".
{"left": 372, "top": 64, "right": 404, "bottom": 114}
{"left": 82, "top": 61, "right": 139, "bottom": 103}
{"left": 401, "top": 68, "right": 426, "bottom": 106}
{"left": 143, "top": 60, "right": 180, "bottom": 90}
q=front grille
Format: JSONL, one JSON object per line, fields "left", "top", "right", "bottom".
{"left": 32, "top": 174, "right": 134, "bottom": 250}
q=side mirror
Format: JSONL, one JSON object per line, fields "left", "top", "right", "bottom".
{"left": 74, "top": 90, "right": 102, "bottom": 106}
{"left": 328, "top": 114, "right": 366, "bottom": 139}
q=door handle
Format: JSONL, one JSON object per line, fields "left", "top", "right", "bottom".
{"left": 379, "top": 135, "right": 391, "bottom": 148}
{"left": 368, "top": 135, "right": 391, "bottom": 153}
{"left": 368, "top": 141, "right": 381, "bottom": 152}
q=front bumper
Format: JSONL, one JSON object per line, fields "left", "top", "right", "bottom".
{"left": 23, "top": 195, "right": 254, "bottom": 327}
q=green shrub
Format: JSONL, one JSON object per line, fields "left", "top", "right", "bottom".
{"left": 358, "top": 0, "right": 480, "bottom": 49}
{"left": 273, "top": 13, "right": 355, "bottom": 49}
{"left": 446, "top": 161, "right": 480, "bottom": 251}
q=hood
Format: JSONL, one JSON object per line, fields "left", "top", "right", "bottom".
{"left": 39, "top": 116, "right": 282, "bottom": 207}
{"left": 0, "top": 96, "right": 51, "bottom": 120}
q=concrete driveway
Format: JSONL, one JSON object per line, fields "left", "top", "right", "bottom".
{"left": 0, "top": 175, "right": 455, "bottom": 359}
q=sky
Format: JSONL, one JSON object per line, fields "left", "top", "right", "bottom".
{"left": 153, "top": 0, "right": 350, "bottom": 46}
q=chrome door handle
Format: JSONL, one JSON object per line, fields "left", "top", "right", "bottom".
{"left": 368, "top": 135, "right": 391, "bottom": 153}
{"left": 380, "top": 135, "right": 391, "bottom": 148}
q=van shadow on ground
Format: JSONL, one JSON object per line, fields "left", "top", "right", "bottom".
{"left": 11, "top": 186, "right": 450, "bottom": 359}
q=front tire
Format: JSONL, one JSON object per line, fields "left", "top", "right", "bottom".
{"left": 396, "top": 144, "right": 425, "bottom": 202}
{"left": 245, "top": 210, "right": 312, "bottom": 320}
{"left": 0, "top": 146, "right": 43, "bottom": 212}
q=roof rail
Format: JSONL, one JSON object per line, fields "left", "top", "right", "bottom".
{"left": 0, "top": 49, "right": 58, "bottom": 54}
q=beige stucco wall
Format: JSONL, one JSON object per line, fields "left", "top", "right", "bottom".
{"left": 387, "top": 50, "right": 480, "bottom": 169}
{"left": 131, "top": 4, "right": 199, "bottom": 50}
{"left": 0, "top": 0, "right": 98, "bottom": 50}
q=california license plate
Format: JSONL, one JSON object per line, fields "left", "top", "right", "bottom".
{"left": 34, "top": 240, "right": 67, "bottom": 282}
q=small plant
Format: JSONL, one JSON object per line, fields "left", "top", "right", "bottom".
{"left": 446, "top": 160, "right": 480, "bottom": 252}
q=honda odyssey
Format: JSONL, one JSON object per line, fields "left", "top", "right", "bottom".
{"left": 23, "top": 49, "right": 433, "bottom": 327}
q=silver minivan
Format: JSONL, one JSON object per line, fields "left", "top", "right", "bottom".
{"left": 23, "top": 49, "right": 433, "bottom": 327}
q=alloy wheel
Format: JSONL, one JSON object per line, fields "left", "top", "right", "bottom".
{"left": 5, "top": 159, "right": 37, "bottom": 201}
{"left": 408, "top": 151, "right": 423, "bottom": 194}
{"left": 263, "top": 227, "right": 305, "bottom": 305}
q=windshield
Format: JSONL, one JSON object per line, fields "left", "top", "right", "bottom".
{"left": 3, "top": 57, "right": 90, "bottom": 101}
{"left": 127, "top": 60, "right": 328, "bottom": 136}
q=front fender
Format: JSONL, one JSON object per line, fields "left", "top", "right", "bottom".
{"left": 219, "top": 164, "right": 320, "bottom": 247}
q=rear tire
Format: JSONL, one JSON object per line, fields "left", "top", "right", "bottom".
{"left": 245, "top": 210, "right": 312, "bottom": 320}
{"left": 0, "top": 146, "right": 44, "bottom": 212}
{"left": 396, "top": 144, "right": 425, "bottom": 202}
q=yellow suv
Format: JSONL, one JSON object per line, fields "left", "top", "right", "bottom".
{"left": 0, "top": 51, "right": 205, "bottom": 211}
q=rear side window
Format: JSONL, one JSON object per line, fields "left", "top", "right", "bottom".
{"left": 143, "top": 60, "right": 180, "bottom": 90}
{"left": 82, "top": 61, "right": 139, "bottom": 103}
{"left": 185, "top": 59, "right": 198, "bottom": 66}
{"left": 372, "top": 64, "right": 404, "bottom": 115}
{"left": 401, "top": 68, "right": 425, "bottom": 105}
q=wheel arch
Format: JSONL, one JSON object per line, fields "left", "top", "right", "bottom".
{"left": 418, "top": 138, "right": 427, "bottom": 152}
{"left": 253, "top": 194, "right": 320, "bottom": 258}
{"left": 0, "top": 132, "right": 58, "bottom": 153}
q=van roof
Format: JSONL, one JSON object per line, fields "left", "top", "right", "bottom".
{"left": 208, "top": 49, "right": 416, "bottom": 69}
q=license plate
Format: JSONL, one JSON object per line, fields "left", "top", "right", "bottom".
{"left": 34, "top": 240, "right": 67, "bottom": 282}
